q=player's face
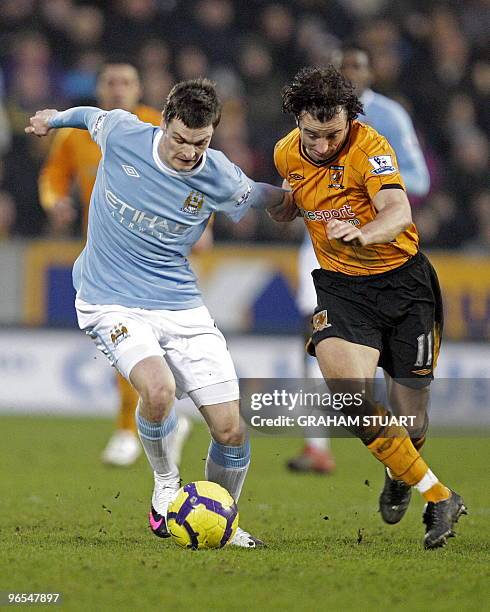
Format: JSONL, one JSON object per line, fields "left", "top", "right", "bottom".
{"left": 298, "top": 109, "right": 349, "bottom": 162}
{"left": 159, "top": 118, "right": 214, "bottom": 171}
{"left": 341, "top": 50, "right": 371, "bottom": 95}
{"left": 96, "top": 64, "right": 142, "bottom": 112}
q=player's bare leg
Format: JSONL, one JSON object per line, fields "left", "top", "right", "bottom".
{"left": 315, "top": 337, "right": 466, "bottom": 548}
{"left": 130, "top": 356, "right": 179, "bottom": 538}
{"left": 200, "top": 401, "right": 264, "bottom": 548}
{"left": 287, "top": 319, "right": 336, "bottom": 474}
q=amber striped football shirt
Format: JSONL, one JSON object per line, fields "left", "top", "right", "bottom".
{"left": 274, "top": 120, "right": 419, "bottom": 275}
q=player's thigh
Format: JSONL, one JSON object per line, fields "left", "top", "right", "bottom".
{"left": 130, "top": 355, "right": 176, "bottom": 412}
{"left": 163, "top": 306, "right": 238, "bottom": 402}
{"left": 75, "top": 298, "right": 164, "bottom": 380}
{"left": 200, "top": 400, "right": 246, "bottom": 445}
{"left": 315, "top": 337, "right": 380, "bottom": 403}
{"left": 315, "top": 337, "right": 380, "bottom": 379}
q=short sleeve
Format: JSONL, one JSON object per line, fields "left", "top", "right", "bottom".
{"left": 354, "top": 137, "right": 406, "bottom": 201}
{"left": 218, "top": 162, "right": 254, "bottom": 222}
{"left": 88, "top": 109, "right": 136, "bottom": 154}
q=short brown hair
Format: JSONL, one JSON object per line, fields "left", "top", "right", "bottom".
{"left": 163, "top": 78, "right": 222, "bottom": 129}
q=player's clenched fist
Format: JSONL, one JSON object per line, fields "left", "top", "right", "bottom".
{"left": 267, "top": 190, "right": 298, "bottom": 222}
{"left": 327, "top": 219, "right": 367, "bottom": 246}
{"left": 25, "top": 109, "right": 58, "bottom": 136}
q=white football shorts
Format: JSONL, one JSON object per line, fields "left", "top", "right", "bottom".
{"left": 75, "top": 298, "right": 239, "bottom": 406}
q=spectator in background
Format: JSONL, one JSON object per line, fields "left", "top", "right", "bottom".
{"left": 138, "top": 39, "right": 174, "bottom": 110}
{"left": 188, "top": 0, "right": 239, "bottom": 65}
{"left": 61, "top": 50, "right": 103, "bottom": 104}
{"left": 0, "top": 69, "right": 12, "bottom": 158}
{"left": 257, "top": 3, "right": 296, "bottom": 76}
{"left": 2, "top": 31, "right": 60, "bottom": 236}
{"left": 0, "top": 190, "right": 16, "bottom": 239}
{"left": 237, "top": 37, "right": 288, "bottom": 177}
{"left": 463, "top": 190, "right": 490, "bottom": 254}
{"left": 102, "top": 0, "right": 167, "bottom": 56}
{"left": 175, "top": 46, "right": 210, "bottom": 81}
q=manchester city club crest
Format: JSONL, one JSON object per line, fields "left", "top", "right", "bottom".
{"left": 328, "top": 165, "right": 345, "bottom": 189}
{"left": 182, "top": 190, "right": 205, "bottom": 215}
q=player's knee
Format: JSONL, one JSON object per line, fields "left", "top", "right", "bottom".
{"left": 140, "top": 380, "right": 175, "bottom": 419}
{"left": 213, "top": 425, "right": 245, "bottom": 447}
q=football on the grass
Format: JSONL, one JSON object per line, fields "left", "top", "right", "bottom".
{"left": 167, "top": 481, "right": 239, "bottom": 549}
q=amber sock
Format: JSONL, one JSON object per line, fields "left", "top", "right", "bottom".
{"left": 367, "top": 426, "right": 450, "bottom": 503}
{"left": 387, "top": 435, "right": 426, "bottom": 480}
{"left": 116, "top": 374, "right": 139, "bottom": 432}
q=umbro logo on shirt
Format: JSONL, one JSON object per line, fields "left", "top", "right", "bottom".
{"left": 122, "top": 164, "right": 140, "bottom": 177}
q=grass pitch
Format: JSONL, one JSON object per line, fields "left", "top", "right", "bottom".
{"left": 0, "top": 416, "right": 488, "bottom": 611}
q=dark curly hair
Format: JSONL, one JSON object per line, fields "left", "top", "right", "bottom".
{"left": 163, "top": 78, "right": 222, "bottom": 128}
{"left": 282, "top": 65, "right": 363, "bottom": 122}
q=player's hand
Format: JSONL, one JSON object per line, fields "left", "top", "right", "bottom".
{"left": 327, "top": 219, "right": 367, "bottom": 247}
{"left": 25, "top": 109, "right": 58, "bottom": 137}
{"left": 267, "top": 190, "right": 298, "bottom": 222}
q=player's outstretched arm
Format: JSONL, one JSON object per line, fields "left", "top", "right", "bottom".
{"left": 248, "top": 182, "right": 297, "bottom": 222}
{"left": 25, "top": 106, "right": 103, "bottom": 136}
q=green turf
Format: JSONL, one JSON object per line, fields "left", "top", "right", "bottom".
{"left": 0, "top": 416, "right": 488, "bottom": 611}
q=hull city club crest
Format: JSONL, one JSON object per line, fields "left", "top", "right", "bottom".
{"left": 312, "top": 310, "right": 331, "bottom": 332}
{"left": 328, "top": 165, "right": 344, "bottom": 189}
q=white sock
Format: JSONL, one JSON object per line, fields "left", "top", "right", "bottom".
{"left": 136, "top": 405, "right": 179, "bottom": 483}
{"left": 205, "top": 439, "right": 250, "bottom": 501}
{"left": 307, "top": 437, "right": 330, "bottom": 451}
{"left": 414, "top": 469, "right": 439, "bottom": 494}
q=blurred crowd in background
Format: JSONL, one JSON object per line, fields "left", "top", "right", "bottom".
{"left": 0, "top": 0, "right": 488, "bottom": 250}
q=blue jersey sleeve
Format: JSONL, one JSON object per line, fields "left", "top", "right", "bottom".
{"left": 367, "top": 97, "right": 430, "bottom": 197}
{"left": 49, "top": 107, "right": 137, "bottom": 155}
{"left": 214, "top": 158, "right": 287, "bottom": 222}
{"left": 215, "top": 161, "right": 255, "bottom": 222}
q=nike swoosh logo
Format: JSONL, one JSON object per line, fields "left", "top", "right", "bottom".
{"left": 149, "top": 513, "right": 163, "bottom": 531}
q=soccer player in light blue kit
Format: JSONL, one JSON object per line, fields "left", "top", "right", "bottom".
{"left": 288, "top": 45, "right": 431, "bottom": 478}
{"left": 26, "top": 79, "right": 295, "bottom": 548}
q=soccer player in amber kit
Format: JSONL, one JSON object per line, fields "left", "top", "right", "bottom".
{"left": 288, "top": 45, "right": 431, "bottom": 475}
{"left": 274, "top": 66, "right": 466, "bottom": 549}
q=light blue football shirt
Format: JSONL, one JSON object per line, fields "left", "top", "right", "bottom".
{"left": 360, "top": 88, "right": 430, "bottom": 197}
{"left": 50, "top": 107, "right": 260, "bottom": 310}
